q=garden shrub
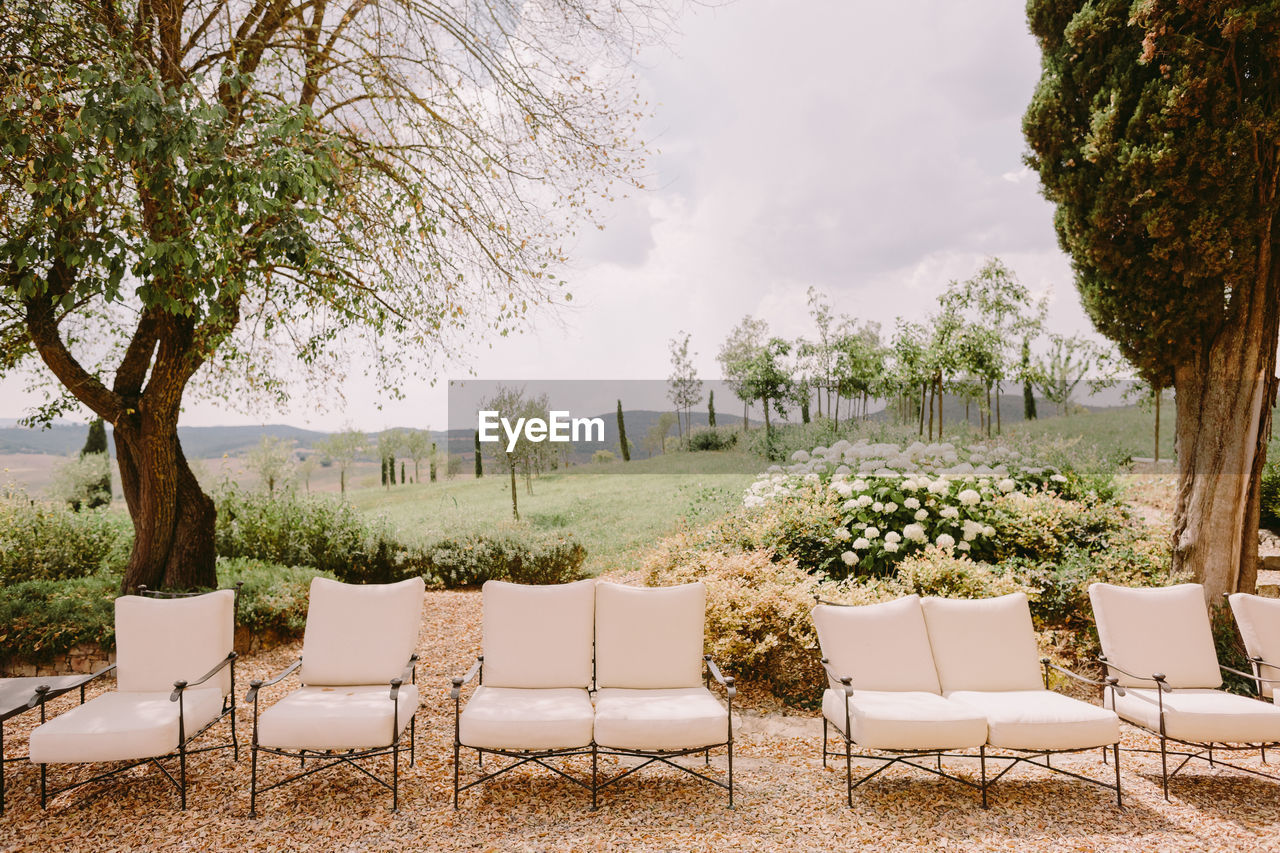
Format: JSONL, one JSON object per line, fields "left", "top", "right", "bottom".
{"left": 988, "top": 492, "right": 1129, "bottom": 563}
{"left": 0, "top": 572, "right": 119, "bottom": 662}
{"left": 891, "top": 546, "right": 1034, "bottom": 600}
{"left": 0, "top": 496, "right": 132, "bottom": 583}
{"left": 423, "top": 529, "right": 588, "bottom": 588}
{"left": 1261, "top": 458, "right": 1280, "bottom": 531}
{"left": 217, "top": 558, "right": 333, "bottom": 638}
{"left": 687, "top": 426, "right": 739, "bottom": 452}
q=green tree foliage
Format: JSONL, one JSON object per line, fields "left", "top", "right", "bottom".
{"left": 77, "top": 418, "right": 111, "bottom": 508}
{"left": 616, "top": 400, "right": 631, "bottom": 462}
{"left": 0, "top": 0, "right": 664, "bottom": 593}
{"left": 644, "top": 412, "right": 677, "bottom": 457}
{"left": 1024, "top": 0, "right": 1280, "bottom": 598}
{"left": 474, "top": 431, "right": 483, "bottom": 479}
{"left": 403, "top": 429, "right": 433, "bottom": 483}
{"left": 718, "top": 316, "right": 769, "bottom": 432}
{"left": 316, "top": 428, "right": 364, "bottom": 497}
{"left": 741, "top": 337, "right": 793, "bottom": 438}
{"left": 430, "top": 442, "right": 438, "bottom": 483}
{"left": 707, "top": 390, "right": 716, "bottom": 428}
{"left": 667, "top": 331, "right": 702, "bottom": 440}
{"left": 247, "top": 435, "right": 294, "bottom": 495}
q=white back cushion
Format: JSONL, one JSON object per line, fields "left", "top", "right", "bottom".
{"left": 116, "top": 589, "right": 235, "bottom": 694}
{"left": 920, "top": 593, "right": 1043, "bottom": 692}
{"left": 811, "top": 595, "right": 940, "bottom": 693}
{"left": 481, "top": 579, "right": 596, "bottom": 688}
{"left": 595, "top": 582, "right": 705, "bottom": 689}
{"left": 301, "top": 576, "right": 425, "bottom": 686}
{"left": 1089, "top": 582, "right": 1221, "bottom": 689}
{"left": 1229, "top": 593, "right": 1280, "bottom": 697}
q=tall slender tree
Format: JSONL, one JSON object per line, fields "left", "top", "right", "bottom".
{"left": 1025, "top": 0, "right": 1280, "bottom": 599}
{"left": 616, "top": 400, "right": 631, "bottom": 462}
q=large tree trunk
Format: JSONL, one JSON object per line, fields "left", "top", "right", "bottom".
{"left": 115, "top": 417, "right": 217, "bottom": 594}
{"left": 1172, "top": 271, "right": 1280, "bottom": 603}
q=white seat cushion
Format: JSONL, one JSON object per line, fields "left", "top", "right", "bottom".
{"left": 812, "top": 596, "right": 940, "bottom": 693}
{"left": 116, "top": 590, "right": 235, "bottom": 695}
{"left": 593, "top": 688, "right": 729, "bottom": 751}
{"left": 595, "top": 582, "right": 705, "bottom": 689}
{"left": 1106, "top": 687, "right": 1280, "bottom": 744}
{"left": 1089, "top": 583, "right": 1222, "bottom": 689}
{"left": 29, "top": 689, "right": 224, "bottom": 764}
{"left": 946, "top": 690, "right": 1120, "bottom": 750}
{"left": 823, "top": 690, "right": 987, "bottom": 750}
{"left": 256, "top": 684, "right": 419, "bottom": 750}
{"left": 481, "top": 579, "right": 595, "bottom": 688}
{"left": 301, "top": 576, "right": 425, "bottom": 687}
{"left": 458, "top": 686, "right": 594, "bottom": 751}
{"left": 1229, "top": 593, "right": 1280, "bottom": 699}
{"left": 921, "top": 594, "right": 1043, "bottom": 692}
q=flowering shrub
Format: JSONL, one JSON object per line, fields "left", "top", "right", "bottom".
{"left": 743, "top": 439, "right": 1071, "bottom": 578}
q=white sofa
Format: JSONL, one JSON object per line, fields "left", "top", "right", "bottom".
{"left": 452, "top": 579, "right": 734, "bottom": 808}
{"left": 1228, "top": 592, "right": 1280, "bottom": 701}
{"left": 28, "top": 588, "right": 238, "bottom": 809}
{"left": 813, "top": 592, "right": 1121, "bottom": 807}
{"left": 247, "top": 576, "right": 425, "bottom": 815}
{"left": 1091, "top": 582, "right": 1280, "bottom": 797}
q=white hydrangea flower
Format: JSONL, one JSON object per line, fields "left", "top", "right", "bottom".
{"left": 958, "top": 489, "right": 980, "bottom": 506}
{"left": 936, "top": 533, "right": 956, "bottom": 549}
{"left": 884, "top": 531, "right": 902, "bottom": 544}
{"left": 914, "top": 509, "right": 929, "bottom": 521}
{"left": 857, "top": 495, "right": 874, "bottom": 508}
{"left": 871, "top": 501, "right": 884, "bottom": 513}
{"left": 883, "top": 502, "right": 898, "bottom": 513}
{"left": 864, "top": 526, "right": 880, "bottom": 539}
{"left": 834, "top": 482, "right": 853, "bottom": 497}
{"left": 997, "top": 478, "right": 1017, "bottom": 493}
{"left": 852, "top": 479, "right": 868, "bottom": 492}
{"left": 1050, "top": 473, "right": 1068, "bottom": 483}
{"left": 957, "top": 540, "right": 971, "bottom": 551}
{"left": 902, "top": 478, "right": 919, "bottom": 491}
{"left": 928, "top": 479, "right": 950, "bottom": 495}
{"left": 883, "top": 541, "right": 900, "bottom": 553}
{"left": 903, "top": 523, "right": 927, "bottom": 543}
{"left": 904, "top": 497, "right": 921, "bottom": 510}
{"left": 791, "top": 450, "right": 811, "bottom": 463}
{"left": 841, "top": 551, "right": 858, "bottom": 566}
{"left": 853, "top": 537, "right": 871, "bottom": 550}
{"left": 940, "top": 506, "right": 959, "bottom": 520}
{"left": 983, "top": 525, "right": 996, "bottom": 537}
{"left": 834, "top": 527, "right": 852, "bottom": 541}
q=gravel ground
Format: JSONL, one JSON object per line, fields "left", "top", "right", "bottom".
{"left": 3, "top": 589, "right": 1279, "bottom": 852}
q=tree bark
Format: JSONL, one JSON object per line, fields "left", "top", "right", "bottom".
{"left": 508, "top": 458, "right": 520, "bottom": 520}
{"left": 1171, "top": 260, "right": 1280, "bottom": 603}
{"left": 116, "top": 419, "right": 217, "bottom": 593}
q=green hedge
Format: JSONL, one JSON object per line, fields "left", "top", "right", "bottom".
{"left": 0, "top": 497, "right": 132, "bottom": 583}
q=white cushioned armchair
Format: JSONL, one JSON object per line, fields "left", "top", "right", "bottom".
{"left": 28, "top": 588, "right": 239, "bottom": 809}
{"left": 1228, "top": 592, "right": 1280, "bottom": 703}
{"left": 451, "top": 579, "right": 735, "bottom": 808}
{"left": 247, "top": 576, "right": 425, "bottom": 815}
{"left": 1090, "top": 582, "right": 1280, "bottom": 797}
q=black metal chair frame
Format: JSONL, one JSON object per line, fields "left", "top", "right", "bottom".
{"left": 29, "top": 583, "right": 242, "bottom": 810}
{"left": 818, "top": 657, "right": 1123, "bottom": 809}
{"left": 451, "top": 653, "right": 735, "bottom": 810}
{"left": 1, "top": 673, "right": 99, "bottom": 813}
{"left": 247, "top": 653, "right": 418, "bottom": 817}
{"left": 1098, "top": 652, "right": 1280, "bottom": 799}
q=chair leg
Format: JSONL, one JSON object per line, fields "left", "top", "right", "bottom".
{"left": 1113, "top": 742, "right": 1122, "bottom": 808}
{"left": 1160, "top": 736, "right": 1169, "bottom": 801}
{"left": 392, "top": 735, "right": 400, "bottom": 813}
{"left": 1, "top": 721, "right": 5, "bottom": 815}
{"left": 822, "top": 718, "right": 828, "bottom": 769}
{"left": 179, "top": 740, "right": 188, "bottom": 810}
{"left": 249, "top": 745, "right": 259, "bottom": 818}
{"left": 410, "top": 715, "right": 416, "bottom": 764}
{"left": 453, "top": 735, "right": 460, "bottom": 810}
{"left": 40, "top": 763, "right": 47, "bottom": 809}
{"left": 980, "top": 745, "right": 988, "bottom": 809}
{"left": 845, "top": 732, "right": 853, "bottom": 809}
{"left": 727, "top": 737, "right": 734, "bottom": 809}
{"left": 705, "top": 748, "right": 710, "bottom": 767}
{"left": 591, "top": 743, "right": 598, "bottom": 811}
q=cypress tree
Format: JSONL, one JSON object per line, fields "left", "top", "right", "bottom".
{"left": 400, "top": 461, "right": 406, "bottom": 484}
{"left": 79, "top": 418, "right": 112, "bottom": 508}
{"left": 430, "top": 442, "right": 438, "bottom": 482}
{"left": 474, "top": 431, "right": 483, "bottom": 478}
{"left": 380, "top": 456, "right": 388, "bottom": 486}
{"left": 1021, "top": 339, "right": 1037, "bottom": 421}
{"left": 708, "top": 390, "right": 716, "bottom": 428}
{"left": 616, "top": 400, "right": 630, "bottom": 462}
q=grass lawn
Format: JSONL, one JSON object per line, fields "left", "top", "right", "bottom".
{"left": 1006, "top": 400, "right": 1175, "bottom": 461}
{"left": 345, "top": 450, "right": 764, "bottom": 575}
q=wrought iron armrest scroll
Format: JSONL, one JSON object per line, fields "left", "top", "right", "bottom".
{"left": 27, "top": 663, "right": 117, "bottom": 709}
{"left": 390, "top": 654, "right": 420, "bottom": 700}
{"left": 171, "top": 652, "right": 238, "bottom": 702}
{"left": 450, "top": 656, "right": 483, "bottom": 701}
{"left": 246, "top": 658, "right": 302, "bottom": 704}
{"left": 703, "top": 655, "right": 736, "bottom": 699}
{"left": 1041, "top": 657, "right": 1125, "bottom": 695}
{"left": 1220, "top": 661, "right": 1280, "bottom": 686}
{"left": 820, "top": 658, "right": 853, "bottom": 697}
{"left": 1097, "top": 655, "right": 1172, "bottom": 692}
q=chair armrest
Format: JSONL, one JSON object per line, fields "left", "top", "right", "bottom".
{"left": 1041, "top": 658, "right": 1126, "bottom": 697}
{"left": 390, "top": 654, "right": 420, "bottom": 700}
{"left": 1097, "top": 655, "right": 1171, "bottom": 691}
{"left": 450, "top": 656, "right": 483, "bottom": 700}
{"left": 1221, "top": 662, "right": 1280, "bottom": 685}
{"left": 820, "top": 658, "right": 854, "bottom": 697}
{"left": 27, "top": 663, "right": 117, "bottom": 709}
{"left": 246, "top": 658, "right": 302, "bottom": 704}
{"left": 703, "top": 655, "right": 736, "bottom": 699}
{"left": 171, "top": 652, "right": 238, "bottom": 702}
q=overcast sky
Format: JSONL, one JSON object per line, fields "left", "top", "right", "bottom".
{"left": 1, "top": 0, "right": 1100, "bottom": 432}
